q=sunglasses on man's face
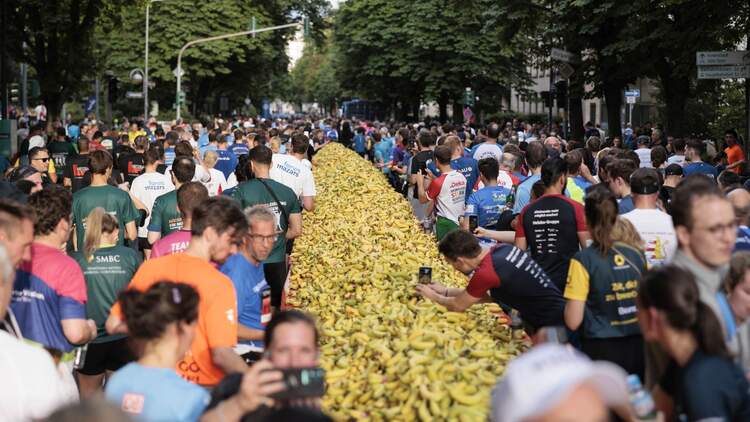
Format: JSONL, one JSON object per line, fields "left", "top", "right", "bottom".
{"left": 32, "top": 157, "right": 50, "bottom": 162}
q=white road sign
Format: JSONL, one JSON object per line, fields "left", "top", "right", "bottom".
{"left": 697, "top": 65, "right": 750, "bottom": 79}
{"left": 626, "top": 96, "right": 636, "bottom": 104}
{"left": 126, "top": 91, "right": 144, "bottom": 99}
{"left": 551, "top": 48, "right": 578, "bottom": 64}
{"left": 696, "top": 51, "right": 750, "bottom": 66}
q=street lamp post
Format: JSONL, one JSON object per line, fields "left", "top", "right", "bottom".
{"left": 175, "top": 21, "right": 302, "bottom": 121}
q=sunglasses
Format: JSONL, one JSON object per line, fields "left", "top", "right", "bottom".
{"left": 32, "top": 157, "right": 50, "bottom": 162}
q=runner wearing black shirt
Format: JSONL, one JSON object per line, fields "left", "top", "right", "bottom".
{"left": 515, "top": 157, "right": 589, "bottom": 291}
{"left": 416, "top": 230, "right": 564, "bottom": 332}
{"left": 64, "top": 138, "right": 91, "bottom": 193}
{"left": 409, "top": 131, "right": 436, "bottom": 200}
{"left": 117, "top": 136, "right": 147, "bottom": 186}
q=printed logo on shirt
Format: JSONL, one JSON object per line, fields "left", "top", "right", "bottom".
{"left": 226, "top": 308, "right": 235, "bottom": 323}
{"left": 72, "top": 164, "right": 89, "bottom": 177}
{"left": 121, "top": 393, "right": 145, "bottom": 415}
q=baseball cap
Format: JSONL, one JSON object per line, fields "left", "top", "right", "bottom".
{"left": 664, "top": 163, "right": 683, "bottom": 177}
{"left": 491, "top": 344, "right": 629, "bottom": 422}
{"left": 630, "top": 168, "right": 661, "bottom": 194}
{"left": 28, "top": 135, "right": 45, "bottom": 149}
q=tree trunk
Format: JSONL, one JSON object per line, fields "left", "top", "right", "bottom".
{"left": 659, "top": 73, "right": 691, "bottom": 137}
{"left": 603, "top": 82, "right": 624, "bottom": 139}
{"left": 452, "top": 102, "right": 463, "bottom": 124}
{"left": 438, "top": 93, "right": 448, "bottom": 123}
{"left": 569, "top": 73, "right": 585, "bottom": 141}
{"left": 411, "top": 101, "right": 420, "bottom": 121}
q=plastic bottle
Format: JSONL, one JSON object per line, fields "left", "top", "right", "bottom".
{"left": 627, "top": 374, "right": 657, "bottom": 420}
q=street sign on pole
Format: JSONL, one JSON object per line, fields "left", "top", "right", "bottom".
{"left": 558, "top": 62, "right": 575, "bottom": 80}
{"left": 126, "top": 91, "right": 144, "bottom": 99}
{"left": 697, "top": 65, "right": 750, "bottom": 79}
{"left": 696, "top": 51, "right": 750, "bottom": 66}
{"left": 626, "top": 96, "right": 636, "bottom": 104}
{"left": 551, "top": 48, "right": 578, "bottom": 64}
{"left": 625, "top": 89, "right": 640, "bottom": 97}
{"left": 463, "top": 87, "right": 475, "bottom": 106}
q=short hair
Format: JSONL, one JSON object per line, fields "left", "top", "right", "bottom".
{"left": 586, "top": 136, "right": 601, "bottom": 152}
{"left": 174, "top": 141, "right": 193, "bottom": 158}
{"left": 525, "top": 141, "right": 547, "bottom": 168}
{"left": 165, "top": 131, "right": 180, "bottom": 145}
{"left": 264, "top": 309, "right": 319, "bottom": 349}
{"left": 0, "top": 199, "right": 34, "bottom": 237}
{"left": 144, "top": 148, "right": 161, "bottom": 166}
{"left": 218, "top": 134, "right": 229, "bottom": 144}
{"left": 438, "top": 229, "right": 482, "bottom": 261}
{"left": 487, "top": 123, "right": 501, "bottom": 139}
{"left": 725, "top": 252, "right": 750, "bottom": 295}
{"left": 442, "top": 123, "right": 455, "bottom": 134}
{"left": 673, "top": 138, "right": 686, "bottom": 152}
{"left": 171, "top": 157, "right": 196, "bottom": 184}
{"left": 686, "top": 139, "right": 705, "bottom": 155}
{"left": 191, "top": 196, "right": 248, "bottom": 238}
{"left": 28, "top": 147, "right": 48, "bottom": 159}
{"left": 443, "top": 135, "right": 461, "bottom": 151}
{"left": 88, "top": 150, "right": 113, "bottom": 174}
{"left": 478, "top": 157, "right": 499, "bottom": 181}
{"left": 291, "top": 133, "right": 309, "bottom": 154}
{"left": 718, "top": 170, "right": 741, "bottom": 190}
{"left": 0, "top": 244, "right": 13, "bottom": 286}
{"left": 650, "top": 146, "right": 668, "bottom": 168}
{"left": 177, "top": 182, "right": 209, "bottom": 219}
{"left": 565, "top": 149, "right": 583, "bottom": 174}
{"left": 77, "top": 137, "right": 90, "bottom": 152}
{"left": 249, "top": 145, "right": 273, "bottom": 166}
{"left": 541, "top": 157, "right": 567, "bottom": 187}
{"left": 28, "top": 186, "right": 72, "bottom": 236}
{"left": 244, "top": 205, "right": 276, "bottom": 228}
{"left": 434, "top": 145, "right": 452, "bottom": 165}
{"left": 417, "top": 130, "right": 436, "bottom": 148}
{"left": 671, "top": 175, "right": 724, "bottom": 230}
{"left": 500, "top": 152, "right": 517, "bottom": 170}
{"left": 135, "top": 136, "right": 149, "bottom": 151}
{"left": 636, "top": 136, "right": 650, "bottom": 147}
{"left": 606, "top": 159, "right": 636, "bottom": 184}
{"left": 203, "top": 150, "right": 218, "bottom": 168}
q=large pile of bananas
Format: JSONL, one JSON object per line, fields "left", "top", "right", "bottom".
{"left": 287, "top": 143, "right": 527, "bottom": 421}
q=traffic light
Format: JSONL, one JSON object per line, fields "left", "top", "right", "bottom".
{"left": 555, "top": 80, "right": 568, "bottom": 106}
{"left": 303, "top": 16, "right": 310, "bottom": 37}
{"left": 540, "top": 91, "right": 552, "bottom": 108}
{"left": 9, "top": 83, "right": 19, "bottom": 104}
{"left": 177, "top": 91, "right": 186, "bottom": 105}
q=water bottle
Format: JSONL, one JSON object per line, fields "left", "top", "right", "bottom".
{"left": 627, "top": 374, "right": 657, "bottom": 420}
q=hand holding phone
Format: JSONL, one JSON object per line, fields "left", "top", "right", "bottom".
{"left": 268, "top": 367, "right": 326, "bottom": 400}
{"left": 419, "top": 266, "right": 432, "bottom": 285}
{"left": 469, "top": 215, "right": 478, "bottom": 232}
{"left": 236, "top": 360, "right": 285, "bottom": 413}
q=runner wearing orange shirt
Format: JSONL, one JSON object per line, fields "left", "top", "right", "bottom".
{"left": 724, "top": 129, "right": 745, "bottom": 174}
{"left": 106, "top": 196, "right": 249, "bottom": 386}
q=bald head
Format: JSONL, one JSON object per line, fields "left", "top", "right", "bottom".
{"left": 728, "top": 189, "right": 750, "bottom": 226}
{"left": 544, "top": 136, "right": 562, "bottom": 152}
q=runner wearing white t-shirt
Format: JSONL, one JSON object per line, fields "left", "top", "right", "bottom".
{"left": 621, "top": 168, "right": 677, "bottom": 266}
{"left": 470, "top": 123, "right": 504, "bottom": 162}
{"left": 417, "top": 145, "right": 467, "bottom": 241}
{"left": 130, "top": 149, "right": 174, "bottom": 254}
{"left": 201, "top": 150, "right": 228, "bottom": 196}
{"left": 269, "top": 134, "right": 317, "bottom": 211}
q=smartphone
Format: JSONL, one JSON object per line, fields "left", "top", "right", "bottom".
{"left": 269, "top": 367, "right": 326, "bottom": 400}
{"left": 419, "top": 266, "right": 432, "bottom": 285}
{"left": 469, "top": 215, "right": 478, "bottom": 232}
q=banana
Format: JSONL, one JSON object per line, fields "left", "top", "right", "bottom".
{"left": 285, "top": 144, "right": 527, "bottom": 420}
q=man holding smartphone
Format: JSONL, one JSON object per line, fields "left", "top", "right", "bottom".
{"left": 416, "top": 145, "right": 467, "bottom": 241}
{"left": 416, "top": 229, "right": 565, "bottom": 334}
{"left": 462, "top": 158, "right": 512, "bottom": 245}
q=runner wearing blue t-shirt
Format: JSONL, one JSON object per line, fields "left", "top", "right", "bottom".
{"left": 220, "top": 205, "right": 275, "bottom": 364}
{"left": 464, "top": 158, "right": 510, "bottom": 242}
{"left": 683, "top": 139, "right": 718, "bottom": 181}
{"left": 213, "top": 136, "right": 238, "bottom": 180}
{"left": 513, "top": 141, "right": 547, "bottom": 215}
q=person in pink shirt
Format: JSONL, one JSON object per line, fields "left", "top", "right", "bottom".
{"left": 150, "top": 182, "right": 208, "bottom": 259}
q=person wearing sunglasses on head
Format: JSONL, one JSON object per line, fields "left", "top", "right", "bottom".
{"left": 28, "top": 146, "right": 57, "bottom": 185}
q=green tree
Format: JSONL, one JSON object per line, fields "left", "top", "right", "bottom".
{"left": 6, "top": 0, "right": 137, "bottom": 124}
{"left": 97, "top": 0, "right": 328, "bottom": 118}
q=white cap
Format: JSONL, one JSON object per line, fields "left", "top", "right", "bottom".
{"left": 491, "top": 344, "right": 629, "bottom": 422}
{"left": 243, "top": 121, "right": 253, "bottom": 129}
{"left": 29, "top": 135, "right": 45, "bottom": 149}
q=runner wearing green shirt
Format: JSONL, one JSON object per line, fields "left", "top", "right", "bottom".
{"left": 146, "top": 157, "right": 195, "bottom": 245}
{"left": 72, "top": 207, "right": 142, "bottom": 397}
{"left": 72, "top": 150, "right": 139, "bottom": 249}
{"left": 233, "top": 145, "right": 302, "bottom": 309}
